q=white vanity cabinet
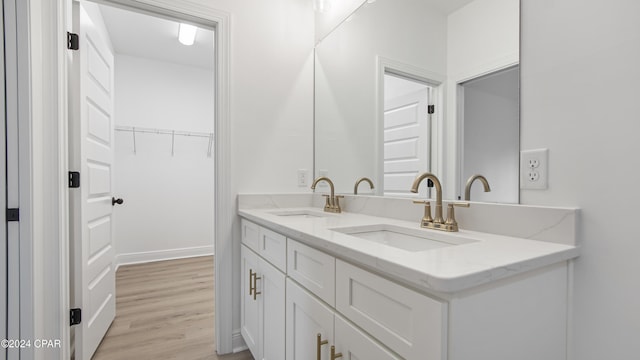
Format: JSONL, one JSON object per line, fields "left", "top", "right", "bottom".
{"left": 240, "top": 218, "right": 571, "bottom": 360}
{"left": 240, "top": 219, "right": 286, "bottom": 360}
{"left": 286, "top": 278, "right": 401, "bottom": 360}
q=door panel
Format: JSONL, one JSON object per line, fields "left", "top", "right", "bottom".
{"left": 71, "top": 5, "right": 116, "bottom": 359}
{"left": 383, "top": 88, "right": 430, "bottom": 196}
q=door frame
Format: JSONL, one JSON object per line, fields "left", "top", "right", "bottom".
{"left": 375, "top": 56, "right": 445, "bottom": 197}
{"left": 24, "top": 0, "right": 232, "bottom": 357}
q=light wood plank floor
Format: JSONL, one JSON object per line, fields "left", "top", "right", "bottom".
{"left": 92, "top": 256, "right": 254, "bottom": 360}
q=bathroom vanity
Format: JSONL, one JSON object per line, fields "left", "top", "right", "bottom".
{"left": 238, "top": 194, "right": 579, "bottom": 360}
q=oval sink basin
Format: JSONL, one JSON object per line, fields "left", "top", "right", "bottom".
{"left": 330, "top": 224, "right": 477, "bottom": 252}
{"left": 269, "top": 209, "right": 329, "bottom": 218}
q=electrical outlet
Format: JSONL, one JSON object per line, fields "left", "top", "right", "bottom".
{"left": 297, "top": 169, "right": 308, "bottom": 187}
{"left": 521, "top": 149, "right": 548, "bottom": 190}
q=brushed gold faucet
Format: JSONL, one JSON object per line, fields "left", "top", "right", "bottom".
{"left": 354, "top": 177, "right": 374, "bottom": 195}
{"left": 464, "top": 174, "right": 491, "bottom": 201}
{"left": 411, "top": 172, "right": 468, "bottom": 232}
{"left": 311, "top": 176, "right": 343, "bottom": 213}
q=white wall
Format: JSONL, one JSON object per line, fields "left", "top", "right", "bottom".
{"left": 113, "top": 55, "right": 215, "bottom": 264}
{"left": 521, "top": 0, "right": 640, "bottom": 358}
{"left": 194, "top": 0, "right": 315, "bottom": 345}
{"left": 314, "top": 0, "right": 365, "bottom": 42}
{"left": 445, "top": 0, "right": 519, "bottom": 198}
{"left": 462, "top": 67, "right": 519, "bottom": 203}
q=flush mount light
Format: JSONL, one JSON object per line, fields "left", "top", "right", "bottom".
{"left": 178, "top": 23, "right": 197, "bottom": 46}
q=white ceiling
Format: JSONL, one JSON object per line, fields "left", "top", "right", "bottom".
{"left": 99, "top": 4, "right": 215, "bottom": 70}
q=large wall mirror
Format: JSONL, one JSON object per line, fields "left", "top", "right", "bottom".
{"left": 314, "top": 0, "right": 520, "bottom": 203}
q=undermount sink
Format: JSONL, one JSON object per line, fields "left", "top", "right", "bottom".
{"left": 269, "top": 209, "right": 330, "bottom": 219}
{"left": 330, "top": 224, "right": 477, "bottom": 252}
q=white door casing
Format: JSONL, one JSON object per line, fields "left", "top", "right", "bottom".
{"left": 0, "top": 0, "right": 7, "bottom": 356}
{"left": 383, "top": 87, "right": 431, "bottom": 196}
{"left": 70, "top": 4, "right": 116, "bottom": 359}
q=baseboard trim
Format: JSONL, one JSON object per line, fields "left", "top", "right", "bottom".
{"left": 232, "top": 330, "right": 248, "bottom": 353}
{"left": 115, "top": 246, "right": 214, "bottom": 270}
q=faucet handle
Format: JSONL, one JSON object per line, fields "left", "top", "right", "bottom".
{"left": 322, "top": 194, "right": 331, "bottom": 207}
{"left": 412, "top": 200, "right": 433, "bottom": 224}
{"left": 444, "top": 202, "right": 470, "bottom": 230}
{"left": 451, "top": 202, "right": 470, "bottom": 208}
{"left": 334, "top": 195, "right": 344, "bottom": 213}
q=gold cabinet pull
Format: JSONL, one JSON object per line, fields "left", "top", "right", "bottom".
{"left": 316, "top": 333, "right": 328, "bottom": 360}
{"left": 330, "top": 345, "right": 343, "bottom": 360}
{"left": 253, "top": 273, "right": 262, "bottom": 301}
{"left": 249, "top": 269, "right": 255, "bottom": 296}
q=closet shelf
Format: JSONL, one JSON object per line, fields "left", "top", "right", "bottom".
{"left": 115, "top": 125, "right": 213, "bottom": 138}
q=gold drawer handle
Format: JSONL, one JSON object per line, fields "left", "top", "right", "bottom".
{"left": 253, "top": 273, "right": 261, "bottom": 301}
{"left": 317, "top": 333, "right": 328, "bottom": 360}
{"left": 331, "top": 345, "right": 343, "bottom": 360}
{"left": 249, "top": 269, "right": 255, "bottom": 296}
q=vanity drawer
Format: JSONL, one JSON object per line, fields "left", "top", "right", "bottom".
{"left": 258, "top": 226, "right": 287, "bottom": 272}
{"left": 241, "top": 219, "right": 260, "bottom": 253}
{"left": 336, "top": 260, "right": 447, "bottom": 360}
{"left": 287, "top": 239, "right": 335, "bottom": 306}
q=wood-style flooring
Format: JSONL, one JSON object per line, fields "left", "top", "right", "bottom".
{"left": 92, "top": 256, "right": 254, "bottom": 360}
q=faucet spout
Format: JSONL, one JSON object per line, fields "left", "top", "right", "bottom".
{"left": 410, "top": 172, "right": 443, "bottom": 224}
{"left": 354, "top": 177, "right": 374, "bottom": 195}
{"left": 311, "top": 176, "right": 342, "bottom": 213}
{"left": 464, "top": 174, "right": 491, "bottom": 201}
{"left": 311, "top": 176, "right": 335, "bottom": 198}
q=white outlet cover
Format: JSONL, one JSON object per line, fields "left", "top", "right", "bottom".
{"left": 521, "top": 149, "right": 548, "bottom": 190}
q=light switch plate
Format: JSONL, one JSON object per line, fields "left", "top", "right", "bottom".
{"left": 521, "top": 149, "right": 548, "bottom": 190}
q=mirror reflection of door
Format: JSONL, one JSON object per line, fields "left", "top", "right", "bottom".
{"left": 459, "top": 65, "right": 519, "bottom": 203}
{"left": 383, "top": 74, "right": 433, "bottom": 197}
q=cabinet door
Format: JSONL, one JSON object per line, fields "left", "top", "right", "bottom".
{"left": 334, "top": 315, "right": 401, "bottom": 360}
{"left": 241, "top": 245, "right": 261, "bottom": 359}
{"left": 286, "top": 279, "right": 334, "bottom": 360}
{"left": 258, "top": 257, "right": 285, "bottom": 360}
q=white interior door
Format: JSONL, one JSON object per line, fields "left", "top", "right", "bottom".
{"left": 383, "top": 87, "right": 431, "bottom": 196}
{"left": 70, "top": 4, "right": 116, "bottom": 359}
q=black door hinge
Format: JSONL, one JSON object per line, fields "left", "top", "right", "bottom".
{"left": 6, "top": 208, "right": 19, "bottom": 222}
{"left": 69, "top": 171, "right": 80, "bottom": 188}
{"left": 70, "top": 308, "right": 82, "bottom": 326}
{"left": 427, "top": 105, "right": 435, "bottom": 114}
{"left": 67, "top": 32, "right": 79, "bottom": 50}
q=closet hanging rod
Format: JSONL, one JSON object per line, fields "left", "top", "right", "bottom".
{"left": 115, "top": 125, "right": 213, "bottom": 139}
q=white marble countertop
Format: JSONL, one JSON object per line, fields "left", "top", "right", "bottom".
{"left": 238, "top": 207, "right": 580, "bottom": 294}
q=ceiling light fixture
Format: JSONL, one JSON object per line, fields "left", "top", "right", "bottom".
{"left": 178, "top": 23, "right": 197, "bottom": 46}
